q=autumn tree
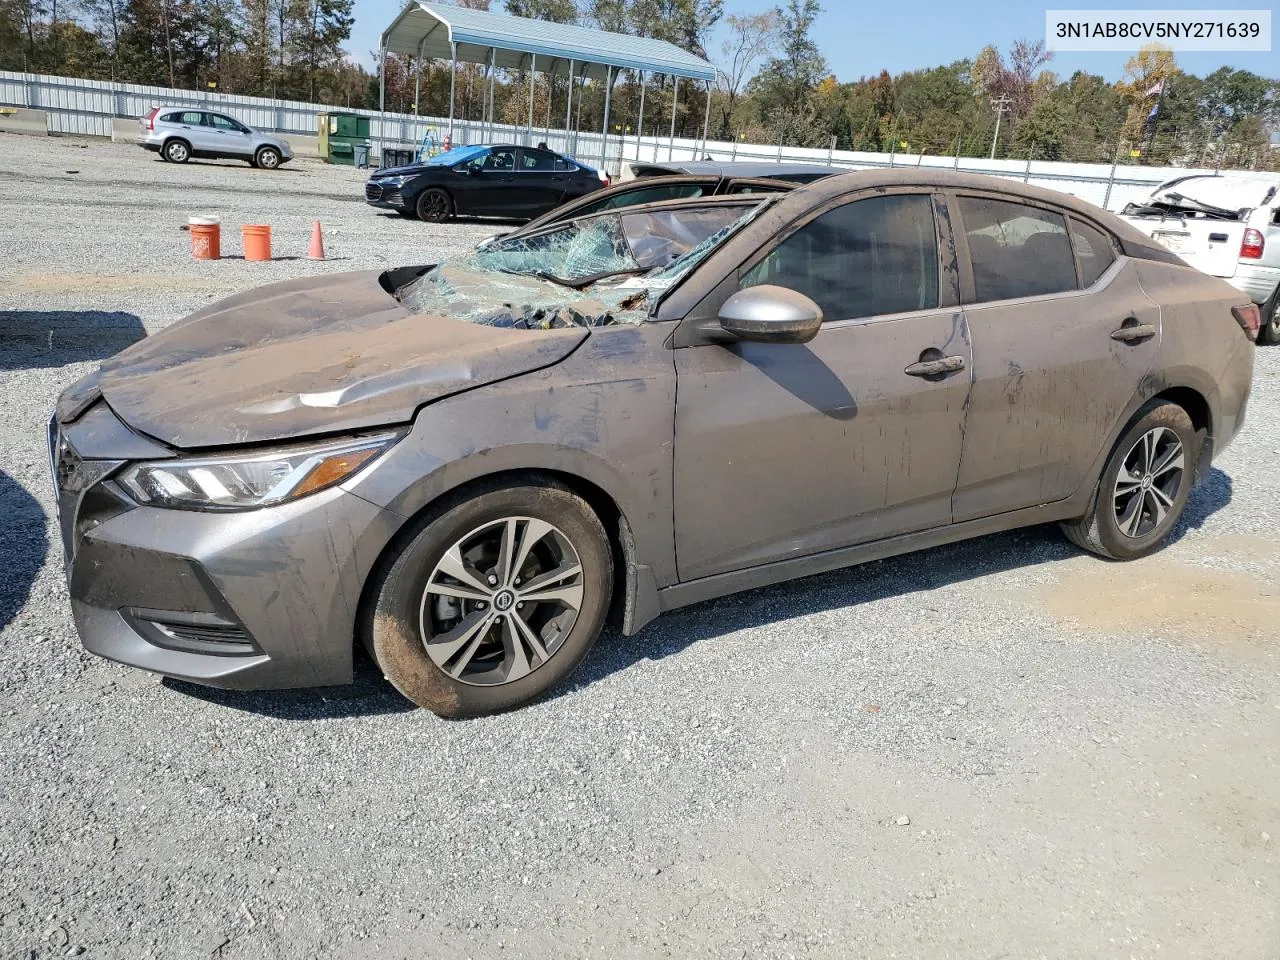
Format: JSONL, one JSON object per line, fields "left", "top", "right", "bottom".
{"left": 713, "top": 10, "right": 776, "bottom": 138}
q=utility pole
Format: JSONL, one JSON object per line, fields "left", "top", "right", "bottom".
{"left": 989, "top": 94, "right": 1012, "bottom": 160}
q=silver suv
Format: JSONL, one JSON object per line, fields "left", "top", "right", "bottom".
{"left": 138, "top": 106, "right": 294, "bottom": 169}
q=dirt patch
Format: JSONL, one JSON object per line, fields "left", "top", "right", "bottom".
{"left": 1033, "top": 542, "right": 1280, "bottom": 653}
{"left": 5, "top": 272, "right": 232, "bottom": 294}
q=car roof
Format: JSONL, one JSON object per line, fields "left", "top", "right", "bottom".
{"left": 631, "top": 160, "right": 845, "bottom": 180}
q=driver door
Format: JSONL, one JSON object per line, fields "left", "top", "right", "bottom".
{"left": 673, "top": 192, "right": 974, "bottom": 581}
{"left": 466, "top": 147, "right": 524, "bottom": 215}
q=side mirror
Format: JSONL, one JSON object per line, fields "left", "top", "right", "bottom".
{"left": 717, "top": 285, "right": 823, "bottom": 344}
{"left": 468, "top": 165, "right": 483, "bottom": 176}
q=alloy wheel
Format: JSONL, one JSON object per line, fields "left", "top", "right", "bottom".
{"left": 1112, "top": 426, "right": 1185, "bottom": 539}
{"left": 419, "top": 517, "right": 584, "bottom": 686}
{"left": 420, "top": 191, "right": 449, "bottom": 221}
{"left": 258, "top": 148, "right": 280, "bottom": 169}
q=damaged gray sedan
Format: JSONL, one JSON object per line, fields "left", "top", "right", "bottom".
{"left": 51, "top": 171, "right": 1257, "bottom": 717}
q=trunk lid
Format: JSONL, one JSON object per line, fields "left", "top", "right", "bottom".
{"left": 91, "top": 269, "right": 588, "bottom": 449}
{"left": 1118, "top": 175, "right": 1277, "bottom": 280}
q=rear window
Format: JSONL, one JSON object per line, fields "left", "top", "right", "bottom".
{"left": 959, "top": 196, "right": 1077, "bottom": 302}
{"left": 1071, "top": 219, "right": 1117, "bottom": 288}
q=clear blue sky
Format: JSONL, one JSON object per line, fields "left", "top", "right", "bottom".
{"left": 348, "top": 0, "right": 1277, "bottom": 82}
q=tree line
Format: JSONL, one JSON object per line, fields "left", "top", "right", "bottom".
{"left": 2, "top": 0, "right": 1276, "bottom": 169}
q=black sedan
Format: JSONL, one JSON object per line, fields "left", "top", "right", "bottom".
{"left": 364, "top": 144, "right": 606, "bottom": 223}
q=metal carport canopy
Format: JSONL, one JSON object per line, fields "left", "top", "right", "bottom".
{"left": 380, "top": 1, "right": 715, "bottom": 82}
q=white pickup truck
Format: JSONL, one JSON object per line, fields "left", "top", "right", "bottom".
{"left": 1118, "top": 175, "right": 1280, "bottom": 344}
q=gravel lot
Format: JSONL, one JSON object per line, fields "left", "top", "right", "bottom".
{"left": 1, "top": 134, "right": 1277, "bottom": 960}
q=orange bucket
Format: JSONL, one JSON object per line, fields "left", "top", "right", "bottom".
{"left": 189, "top": 216, "right": 221, "bottom": 260}
{"left": 242, "top": 224, "right": 272, "bottom": 261}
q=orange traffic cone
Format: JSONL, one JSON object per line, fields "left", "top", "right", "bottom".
{"left": 307, "top": 219, "right": 326, "bottom": 260}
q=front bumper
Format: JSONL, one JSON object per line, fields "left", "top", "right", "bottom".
{"left": 364, "top": 182, "right": 407, "bottom": 210}
{"left": 51, "top": 407, "right": 403, "bottom": 691}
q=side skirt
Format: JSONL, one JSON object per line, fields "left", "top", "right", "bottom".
{"left": 651, "top": 499, "right": 1085, "bottom": 617}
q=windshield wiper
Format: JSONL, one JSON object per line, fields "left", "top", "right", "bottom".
{"left": 495, "top": 267, "right": 579, "bottom": 289}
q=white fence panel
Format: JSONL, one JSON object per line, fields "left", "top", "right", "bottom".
{"left": 4, "top": 69, "right": 1277, "bottom": 211}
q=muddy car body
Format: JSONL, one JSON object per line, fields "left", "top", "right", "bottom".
{"left": 51, "top": 170, "right": 1257, "bottom": 716}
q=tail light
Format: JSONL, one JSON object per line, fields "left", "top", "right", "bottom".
{"left": 1240, "top": 228, "right": 1264, "bottom": 259}
{"left": 598, "top": 171, "right": 610, "bottom": 187}
{"left": 145, "top": 107, "right": 160, "bottom": 130}
{"left": 1232, "top": 303, "right": 1261, "bottom": 341}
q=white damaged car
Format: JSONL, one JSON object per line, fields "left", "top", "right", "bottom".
{"left": 1119, "top": 175, "right": 1280, "bottom": 343}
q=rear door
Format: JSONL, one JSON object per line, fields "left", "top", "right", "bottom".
{"left": 514, "top": 148, "right": 569, "bottom": 214}
{"left": 951, "top": 193, "right": 1161, "bottom": 521}
{"left": 169, "top": 110, "right": 213, "bottom": 152}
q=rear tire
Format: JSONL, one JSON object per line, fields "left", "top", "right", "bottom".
{"left": 162, "top": 139, "right": 190, "bottom": 164}
{"left": 415, "top": 187, "right": 453, "bottom": 223}
{"left": 1060, "top": 400, "right": 1199, "bottom": 560}
{"left": 366, "top": 478, "right": 613, "bottom": 718}
{"left": 1258, "top": 286, "right": 1280, "bottom": 345}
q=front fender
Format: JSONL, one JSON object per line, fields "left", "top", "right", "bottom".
{"left": 341, "top": 325, "right": 678, "bottom": 592}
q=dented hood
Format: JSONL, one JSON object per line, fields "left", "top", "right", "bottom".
{"left": 94, "top": 270, "right": 588, "bottom": 449}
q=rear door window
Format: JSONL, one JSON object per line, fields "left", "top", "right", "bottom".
{"left": 958, "top": 196, "right": 1078, "bottom": 301}
{"left": 741, "top": 193, "right": 940, "bottom": 321}
{"left": 165, "top": 111, "right": 207, "bottom": 125}
{"left": 553, "top": 157, "right": 578, "bottom": 172}
{"left": 516, "top": 148, "right": 553, "bottom": 172}
{"left": 1070, "top": 218, "right": 1117, "bottom": 288}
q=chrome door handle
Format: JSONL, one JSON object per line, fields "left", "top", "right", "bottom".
{"left": 1110, "top": 323, "right": 1156, "bottom": 342}
{"left": 904, "top": 355, "right": 966, "bottom": 377}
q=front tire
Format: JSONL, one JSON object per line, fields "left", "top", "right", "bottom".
{"left": 366, "top": 479, "right": 613, "bottom": 717}
{"left": 254, "top": 146, "right": 282, "bottom": 170}
{"left": 415, "top": 187, "right": 453, "bottom": 223}
{"left": 1060, "top": 400, "right": 1199, "bottom": 560}
{"left": 1258, "top": 286, "right": 1280, "bottom": 345}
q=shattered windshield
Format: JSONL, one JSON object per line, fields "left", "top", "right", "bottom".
{"left": 397, "top": 200, "right": 771, "bottom": 330}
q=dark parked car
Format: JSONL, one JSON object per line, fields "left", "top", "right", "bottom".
{"left": 365, "top": 143, "right": 605, "bottom": 222}
{"left": 477, "top": 172, "right": 800, "bottom": 249}
{"left": 630, "top": 160, "right": 845, "bottom": 183}
{"left": 52, "top": 170, "right": 1257, "bottom": 717}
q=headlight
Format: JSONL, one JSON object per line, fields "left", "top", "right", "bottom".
{"left": 118, "top": 433, "right": 400, "bottom": 511}
{"left": 375, "top": 175, "right": 414, "bottom": 187}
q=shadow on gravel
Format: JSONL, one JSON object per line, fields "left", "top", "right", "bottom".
{"left": 0, "top": 310, "right": 147, "bottom": 371}
{"left": 161, "top": 658, "right": 415, "bottom": 720}
{"left": 0, "top": 471, "right": 48, "bottom": 631}
{"left": 571, "top": 467, "right": 1236, "bottom": 696}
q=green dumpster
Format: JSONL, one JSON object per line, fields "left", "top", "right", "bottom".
{"left": 317, "top": 112, "right": 372, "bottom": 165}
